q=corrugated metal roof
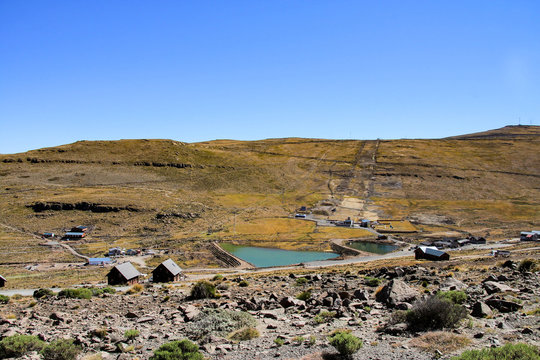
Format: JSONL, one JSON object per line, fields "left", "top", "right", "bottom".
{"left": 418, "top": 246, "right": 447, "bottom": 257}
{"left": 89, "top": 258, "right": 111, "bottom": 264}
{"left": 156, "top": 258, "right": 182, "bottom": 276}
{"left": 65, "top": 232, "right": 85, "bottom": 236}
{"left": 114, "top": 262, "right": 141, "bottom": 280}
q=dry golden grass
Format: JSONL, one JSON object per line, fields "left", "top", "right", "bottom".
{"left": 409, "top": 331, "right": 472, "bottom": 354}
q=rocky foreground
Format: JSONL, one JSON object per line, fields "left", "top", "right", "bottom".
{"left": 1, "top": 259, "right": 539, "bottom": 360}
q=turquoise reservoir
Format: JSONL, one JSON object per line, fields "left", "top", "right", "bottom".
{"left": 220, "top": 243, "right": 339, "bottom": 267}
{"left": 347, "top": 241, "right": 398, "bottom": 254}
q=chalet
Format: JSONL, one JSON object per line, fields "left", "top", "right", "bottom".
{"left": 457, "top": 239, "right": 470, "bottom": 247}
{"left": 0, "top": 275, "right": 6, "bottom": 288}
{"left": 72, "top": 225, "right": 88, "bottom": 232}
{"left": 152, "top": 259, "right": 183, "bottom": 283}
{"left": 415, "top": 246, "right": 450, "bottom": 261}
{"left": 521, "top": 232, "right": 539, "bottom": 241}
{"left": 63, "top": 232, "right": 86, "bottom": 239}
{"left": 468, "top": 236, "right": 487, "bottom": 244}
{"left": 107, "top": 262, "right": 141, "bottom": 285}
{"left": 360, "top": 219, "right": 371, "bottom": 228}
{"left": 88, "top": 257, "right": 112, "bottom": 266}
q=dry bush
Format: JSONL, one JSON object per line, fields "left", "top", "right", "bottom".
{"left": 410, "top": 331, "right": 471, "bottom": 354}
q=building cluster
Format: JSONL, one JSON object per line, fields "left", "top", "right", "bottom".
{"left": 43, "top": 225, "right": 89, "bottom": 240}
{"left": 420, "top": 235, "right": 486, "bottom": 250}
{"left": 106, "top": 259, "right": 183, "bottom": 285}
{"left": 521, "top": 230, "right": 540, "bottom": 242}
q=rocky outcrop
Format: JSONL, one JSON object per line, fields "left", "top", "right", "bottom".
{"left": 27, "top": 202, "right": 141, "bottom": 213}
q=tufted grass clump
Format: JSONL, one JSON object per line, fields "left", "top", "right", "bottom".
{"left": 364, "top": 276, "right": 382, "bottom": 287}
{"left": 0, "top": 295, "right": 9, "bottom": 304}
{"left": 124, "top": 329, "right": 140, "bottom": 342}
{"left": 41, "top": 339, "right": 81, "bottom": 360}
{"left": 518, "top": 259, "right": 537, "bottom": 273}
{"left": 451, "top": 343, "right": 540, "bottom": 360}
{"left": 313, "top": 310, "right": 337, "bottom": 324}
{"left": 190, "top": 281, "right": 219, "bottom": 299}
{"left": 58, "top": 288, "right": 92, "bottom": 300}
{"left": 228, "top": 327, "right": 260, "bottom": 342}
{"left": 437, "top": 290, "right": 467, "bottom": 305}
{"left": 328, "top": 331, "right": 363, "bottom": 359}
{"left": 149, "top": 339, "right": 204, "bottom": 360}
{"left": 296, "top": 290, "right": 312, "bottom": 301}
{"left": 33, "top": 288, "right": 54, "bottom": 299}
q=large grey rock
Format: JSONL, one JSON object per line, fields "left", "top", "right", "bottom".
{"left": 440, "top": 277, "right": 467, "bottom": 291}
{"left": 485, "top": 298, "right": 522, "bottom": 313}
{"left": 483, "top": 281, "right": 517, "bottom": 295}
{"left": 375, "top": 279, "right": 419, "bottom": 307}
{"left": 471, "top": 301, "right": 493, "bottom": 318}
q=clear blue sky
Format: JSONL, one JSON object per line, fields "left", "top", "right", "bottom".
{"left": 1, "top": 1, "right": 539, "bottom": 154}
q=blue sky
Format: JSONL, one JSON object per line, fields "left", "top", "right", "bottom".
{"left": 1, "top": 1, "right": 539, "bottom": 154}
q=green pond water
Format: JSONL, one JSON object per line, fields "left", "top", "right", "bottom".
{"left": 220, "top": 243, "right": 339, "bottom": 267}
{"left": 347, "top": 241, "right": 398, "bottom": 254}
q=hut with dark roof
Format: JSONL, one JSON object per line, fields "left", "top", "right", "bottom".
{"left": 415, "top": 246, "right": 450, "bottom": 261}
{"left": 152, "top": 259, "right": 183, "bottom": 283}
{"left": 107, "top": 262, "right": 141, "bottom": 285}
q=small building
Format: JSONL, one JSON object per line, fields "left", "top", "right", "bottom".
{"left": 107, "top": 262, "right": 141, "bottom": 285}
{"left": 88, "top": 257, "right": 112, "bottom": 266}
{"left": 456, "top": 239, "right": 470, "bottom": 247}
{"left": 42, "top": 232, "right": 55, "bottom": 238}
{"left": 360, "top": 219, "right": 371, "bottom": 228}
{"left": 521, "top": 232, "right": 539, "bottom": 241}
{"left": 468, "top": 236, "right": 487, "bottom": 244}
{"left": 294, "top": 213, "right": 306, "bottom": 218}
{"left": 72, "top": 225, "right": 88, "bottom": 232}
{"left": 434, "top": 240, "right": 455, "bottom": 249}
{"left": 0, "top": 275, "right": 6, "bottom": 287}
{"left": 126, "top": 249, "right": 139, "bottom": 256}
{"left": 63, "top": 232, "right": 86, "bottom": 239}
{"left": 415, "top": 246, "right": 450, "bottom": 261}
{"left": 491, "top": 250, "right": 510, "bottom": 257}
{"left": 152, "top": 259, "right": 183, "bottom": 283}
{"left": 108, "top": 247, "right": 124, "bottom": 256}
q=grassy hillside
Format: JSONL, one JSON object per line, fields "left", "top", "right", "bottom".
{"left": 0, "top": 125, "right": 538, "bottom": 279}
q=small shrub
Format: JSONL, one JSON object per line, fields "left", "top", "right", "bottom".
{"left": 296, "top": 290, "right": 311, "bottom": 301}
{"left": 314, "top": 311, "right": 336, "bottom": 324}
{"left": 58, "top": 288, "right": 92, "bottom": 299}
{"left": 406, "top": 296, "right": 468, "bottom": 331}
{"left": 10, "top": 294, "right": 22, "bottom": 301}
{"left": 0, "top": 295, "right": 9, "bottom": 304}
{"left": 364, "top": 276, "right": 382, "bottom": 287}
{"left": 437, "top": 290, "right": 467, "bottom": 305}
{"left": 190, "top": 281, "right": 219, "bottom": 299}
{"left": 410, "top": 331, "right": 471, "bottom": 354}
{"left": 228, "top": 327, "right": 259, "bottom": 342}
{"left": 293, "top": 336, "right": 305, "bottom": 344}
{"left": 102, "top": 287, "right": 116, "bottom": 294}
{"left": 328, "top": 331, "right": 363, "bottom": 359}
{"left": 212, "top": 274, "right": 224, "bottom": 281}
{"left": 91, "top": 328, "right": 108, "bottom": 339}
{"left": 124, "top": 329, "right": 140, "bottom": 342}
{"left": 238, "top": 280, "right": 249, "bottom": 287}
{"left": 295, "top": 277, "right": 308, "bottom": 286}
{"left": 274, "top": 337, "right": 284, "bottom": 347}
{"left": 187, "top": 308, "right": 256, "bottom": 341}
{"left": 0, "top": 334, "right": 46, "bottom": 358}
{"left": 41, "top": 339, "right": 81, "bottom": 360}
{"left": 451, "top": 343, "right": 540, "bottom": 360}
{"left": 149, "top": 339, "right": 204, "bottom": 360}
{"left": 28, "top": 301, "right": 37, "bottom": 308}
{"left": 307, "top": 335, "right": 316, "bottom": 346}
{"left": 388, "top": 310, "right": 408, "bottom": 325}
{"left": 125, "top": 284, "right": 144, "bottom": 295}
{"left": 518, "top": 259, "right": 537, "bottom": 273}
{"left": 33, "top": 288, "right": 54, "bottom": 299}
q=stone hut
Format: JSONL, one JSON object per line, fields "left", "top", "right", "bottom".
{"left": 107, "top": 262, "right": 141, "bottom": 285}
{"left": 152, "top": 259, "right": 183, "bottom": 283}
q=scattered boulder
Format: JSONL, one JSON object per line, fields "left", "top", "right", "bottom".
{"left": 471, "top": 301, "right": 493, "bottom": 318}
{"left": 375, "top": 279, "right": 419, "bottom": 307}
